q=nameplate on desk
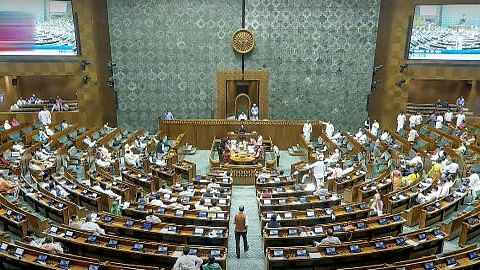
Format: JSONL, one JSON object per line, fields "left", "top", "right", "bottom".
{"left": 157, "top": 246, "right": 168, "bottom": 254}
{"left": 125, "top": 220, "right": 134, "bottom": 227}
{"left": 274, "top": 177, "right": 280, "bottom": 183}
{"left": 309, "top": 252, "right": 321, "bottom": 258}
{"left": 219, "top": 199, "right": 227, "bottom": 205}
{"left": 264, "top": 199, "right": 271, "bottom": 205}
{"left": 132, "top": 243, "right": 143, "bottom": 252}
{"left": 204, "top": 198, "right": 212, "bottom": 204}
{"left": 284, "top": 212, "right": 293, "bottom": 219}
{"left": 0, "top": 243, "right": 8, "bottom": 252}
{"left": 211, "top": 249, "right": 221, "bottom": 257}
{"left": 65, "top": 230, "right": 74, "bottom": 238}
{"left": 49, "top": 226, "right": 58, "bottom": 234}
{"left": 288, "top": 229, "right": 298, "bottom": 235}
{"left": 306, "top": 211, "right": 315, "bottom": 217}
{"left": 273, "top": 249, "right": 284, "bottom": 257}
{"left": 175, "top": 210, "right": 184, "bottom": 217}
{"left": 217, "top": 213, "right": 225, "bottom": 219}
{"left": 279, "top": 199, "right": 286, "bottom": 205}
{"left": 194, "top": 228, "right": 204, "bottom": 235}
{"left": 314, "top": 227, "right": 323, "bottom": 234}
{"left": 269, "top": 230, "right": 279, "bottom": 236}
{"left": 167, "top": 226, "right": 177, "bottom": 232}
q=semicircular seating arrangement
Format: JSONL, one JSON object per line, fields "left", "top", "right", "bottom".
{"left": 0, "top": 117, "right": 478, "bottom": 270}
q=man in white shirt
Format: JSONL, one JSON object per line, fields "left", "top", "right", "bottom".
{"left": 38, "top": 106, "right": 52, "bottom": 126}
{"left": 415, "top": 112, "right": 422, "bottom": 126}
{"left": 308, "top": 156, "right": 326, "bottom": 188}
{"left": 371, "top": 120, "right": 380, "bottom": 136}
{"left": 407, "top": 153, "right": 423, "bottom": 168}
{"left": 80, "top": 215, "right": 105, "bottom": 235}
{"left": 456, "top": 111, "right": 466, "bottom": 128}
{"left": 124, "top": 149, "right": 140, "bottom": 167}
{"left": 397, "top": 112, "right": 406, "bottom": 132}
{"left": 407, "top": 128, "right": 419, "bottom": 143}
{"left": 436, "top": 178, "right": 454, "bottom": 198}
{"left": 83, "top": 136, "right": 96, "bottom": 148}
{"left": 325, "top": 121, "right": 334, "bottom": 138}
{"left": 409, "top": 114, "right": 417, "bottom": 129}
{"left": 467, "top": 173, "right": 480, "bottom": 199}
{"left": 444, "top": 109, "right": 453, "bottom": 124}
{"left": 145, "top": 211, "right": 161, "bottom": 224}
{"left": 250, "top": 104, "right": 259, "bottom": 121}
{"left": 435, "top": 113, "right": 444, "bottom": 129}
{"left": 238, "top": 112, "right": 248, "bottom": 121}
{"left": 326, "top": 149, "right": 341, "bottom": 165}
{"left": 172, "top": 246, "right": 203, "bottom": 270}
{"left": 303, "top": 121, "right": 313, "bottom": 142}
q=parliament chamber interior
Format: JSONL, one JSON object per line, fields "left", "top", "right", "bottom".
{"left": 1, "top": 0, "right": 480, "bottom": 270}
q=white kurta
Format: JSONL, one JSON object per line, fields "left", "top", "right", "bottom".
{"left": 396, "top": 114, "right": 406, "bottom": 132}
{"left": 371, "top": 122, "right": 379, "bottom": 136}
{"left": 415, "top": 115, "right": 422, "bottom": 126}
{"left": 435, "top": 115, "right": 444, "bottom": 129}
{"left": 251, "top": 106, "right": 259, "bottom": 121}
{"left": 409, "top": 115, "right": 416, "bottom": 128}
{"left": 325, "top": 123, "right": 334, "bottom": 138}
{"left": 444, "top": 112, "right": 453, "bottom": 123}
{"left": 38, "top": 110, "right": 52, "bottom": 126}
{"left": 303, "top": 123, "right": 312, "bottom": 141}
{"left": 456, "top": 113, "right": 466, "bottom": 127}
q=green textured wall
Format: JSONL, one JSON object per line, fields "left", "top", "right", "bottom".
{"left": 107, "top": 0, "right": 380, "bottom": 131}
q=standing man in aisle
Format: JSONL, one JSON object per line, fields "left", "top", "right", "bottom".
{"left": 234, "top": 205, "right": 249, "bottom": 259}
{"left": 308, "top": 155, "right": 326, "bottom": 189}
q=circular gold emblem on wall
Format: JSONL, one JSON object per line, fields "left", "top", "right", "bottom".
{"left": 232, "top": 29, "right": 255, "bottom": 54}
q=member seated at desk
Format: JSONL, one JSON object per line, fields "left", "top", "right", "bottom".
{"left": 169, "top": 198, "right": 189, "bottom": 210}
{"left": 41, "top": 237, "right": 64, "bottom": 254}
{"left": 442, "top": 159, "right": 459, "bottom": 178}
{"left": 238, "top": 112, "right": 248, "bottom": 121}
{"left": 325, "top": 149, "right": 341, "bottom": 165}
{"left": 195, "top": 199, "right": 208, "bottom": 210}
{"left": 455, "top": 142, "right": 467, "bottom": 156}
{"left": 428, "top": 162, "right": 444, "bottom": 183}
{"left": 404, "top": 153, "right": 423, "bottom": 173}
{"left": 158, "top": 184, "right": 172, "bottom": 194}
{"left": 370, "top": 193, "right": 384, "bottom": 216}
{"left": 416, "top": 187, "right": 438, "bottom": 204}
{"left": 238, "top": 124, "right": 247, "bottom": 134}
{"left": 146, "top": 210, "right": 162, "bottom": 224}
{"left": 301, "top": 169, "right": 316, "bottom": 185}
{"left": 83, "top": 136, "right": 96, "bottom": 148}
{"left": 313, "top": 228, "right": 341, "bottom": 247}
{"left": 266, "top": 214, "right": 281, "bottom": 229}
{"left": 45, "top": 125, "right": 54, "bottom": 136}
{"left": 203, "top": 188, "right": 217, "bottom": 198}
{"left": 125, "top": 149, "right": 141, "bottom": 168}
{"left": 210, "top": 200, "right": 222, "bottom": 211}
{"left": 173, "top": 246, "right": 203, "bottom": 270}
{"left": 261, "top": 189, "right": 272, "bottom": 199}
{"left": 80, "top": 214, "right": 105, "bottom": 235}
{"left": 465, "top": 173, "right": 480, "bottom": 201}
{"left": 207, "top": 178, "right": 221, "bottom": 189}
{"left": 150, "top": 196, "right": 165, "bottom": 206}
{"left": 437, "top": 177, "right": 454, "bottom": 198}
{"left": 91, "top": 182, "right": 121, "bottom": 202}
{"left": 401, "top": 168, "right": 421, "bottom": 187}
{"left": 202, "top": 255, "right": 223, "bottom": 270}
{"left": 3, "top": 120, "right": 11, "bottom": 130}
{"left": 47, "top": 182, "right": 69, "bottom": 198}
{"left": 95, "top": 152, "right": 112, "bottom": 169}
{"left": 69, "top": 215, "right": 85, "bottom": 229}
{"left": 430, "top": 148, "right": 445, "bottom": 163}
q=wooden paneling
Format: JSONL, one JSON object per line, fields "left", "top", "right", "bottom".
{"left": 160, "top": 120, "right": 324, "bottom": 150}
{"left": 17, "top": 76, "right": 80, "bottom": 101}
{"left": 407, "top": 80, "right": 471, "bottom": 104}
{"left": 371, "top": 0, "right": 480, "bottom": 131}
{"left": 0, "top": 0, "right": 116, "bottom": 128}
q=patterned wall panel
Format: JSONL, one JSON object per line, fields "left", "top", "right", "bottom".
{"left": 107, "top": 0, "right": 241, "bottom": 131}
{"left": 245, "top": 0, "right": 380, "bottom": 130}
{"left": 108, "top": 0, "right": 380, "bottom": 131}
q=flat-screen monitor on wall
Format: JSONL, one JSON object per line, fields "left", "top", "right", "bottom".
{"left": 407, "top": 4, "right": 480, "bottom": 61}
{"left": 0, "top": 0, "right": 79, "bottom": 56}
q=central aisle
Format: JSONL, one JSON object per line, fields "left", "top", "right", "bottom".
{"left": 228, "top": 186, "right": 266, "bottom": 270}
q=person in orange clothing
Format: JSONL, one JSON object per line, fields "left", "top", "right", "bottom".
{"left": 234, "top": 205, "right": 249, "bottom": 258}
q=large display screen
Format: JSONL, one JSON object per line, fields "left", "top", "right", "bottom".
{"left": 0, "top": 0, "right": 79, "bottom": 56}
{"left": 407, "top": 4, "right": 480, "bottom": 61}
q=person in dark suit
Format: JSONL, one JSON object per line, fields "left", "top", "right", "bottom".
{"left": 238, "top": 124, "right": 246, "bottom": 134}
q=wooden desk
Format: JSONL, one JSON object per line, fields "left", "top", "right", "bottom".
{"left": 384, "top": 180, "right": 432, "bottom": 215}
{"left": 265, "top": 228, "right": 443, "bottom": 270}
{"left": 122, "top": 169, "right": 160, "bottom": 192}
{"left": 160, "top": 119, "right": 324, "bottom": 150}
{"left": 258, "top": 195, "right": 341, "bottom": 212}
{"left": 259, "top": 202, "right": 370, "bottom": 227}
{"left": 441, "top": 203, "right": 480, "bottom": 240}
{"left": 459, "top": 208, "right": 480, "bottom": 246}
{"left": 19, "top": 181, "right": 69, "bottom": 225}
{"left": 122, "top": 204, "right": 229, "bottom": 227}
{"left": 96, "top": 212, "right": 228, "bottom": 246}
{"left": 46, "top": 225, "right": 227, "bottom": 269}
{"left": 0, "top": 240, "right": 162, "bottom": 270}
{"left": 88, "top": 170, "right": 136, "bottom": 201}
{"left": 173, "top": 160, "right": 196, "bottom": 181}
{"left": 419, "top": 190, "right": 467, "bottom": 228}
{"left": 263, "top": 214, "right": 405, "bottom": 248}
{"left": 150, "top": 165, "right": 176, "bottom": 185}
